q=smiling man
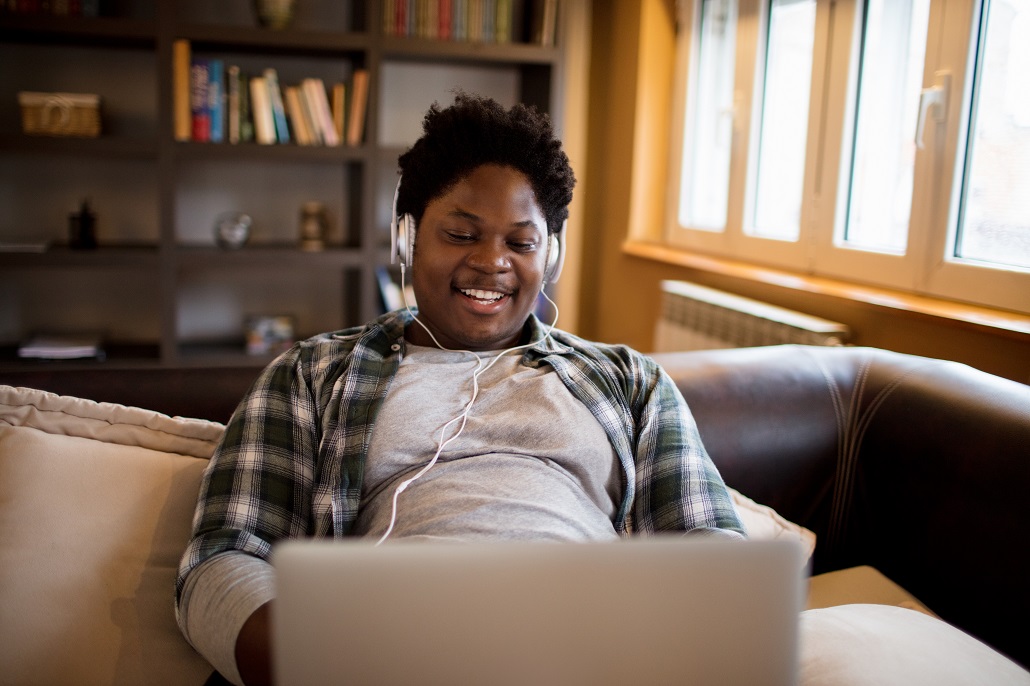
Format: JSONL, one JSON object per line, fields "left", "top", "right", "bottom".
{"left": 174, "top": 93, "right": 745, "bottom": 686}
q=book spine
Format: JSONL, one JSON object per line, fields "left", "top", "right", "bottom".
{"left": 346, "top": 69, "right": 369, "bottom": 147}
{"left": 263, "top": 68, "right": 291, "bottom": 144}
{"left": 239, "top": 71, "right": 254, "bottom": 143}
{"left": 190, "top": 58, "right": 210, "bottom": 143}
{"left": 395, "top": 0, "right": 407, "bottom": 37}
{"left": 453, "top": 0, "right": 467, "bottom": 41}
{"left": 331, "top": 82, "right": 346, "bottom": 144}
{"left": 172, "top": 39, "right": 191, "bottom": 142}
{"left": 482, "top": 0, "right": 494, "bottom": 43}
{"left": 227, "top": 65, "right": 241, "bottom": 144}
{"left": 303, "top": 78, "right": 339, "bottom": 147}
{"left": 207, "top": 59, "right": 225, "bottom": 143}
{"left": 439, "top": 0, "right": 452, "bottom": 40}
{"left": 298, "top": 81, "right": 323, "bottom": 145}
{"left": 249, "top": 76, "right": 276, "bottom": 145}
{"left": 496, "top": 0, "right": 511, "bottom": 43}
{"left": 283, "top": 86, "right": 312, "bottom": 146}
{"left": 383, "top": 0, "right": 395, "bottom": 36}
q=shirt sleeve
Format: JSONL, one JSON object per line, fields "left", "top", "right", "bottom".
{"left": 176, "top": 348, "right": 319, "bottom": 605}
{"left": 632, "top": 358, "right": 746, "bottom": 537}
{"left": 177, "top": 552, "right": 276, "bottom": 686}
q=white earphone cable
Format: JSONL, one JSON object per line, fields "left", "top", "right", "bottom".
{"left": 374, "top": 263, "right": 559, "bottom": 545}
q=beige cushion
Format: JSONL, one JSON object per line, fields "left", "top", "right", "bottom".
{"left": 730, "top": 487, "right": 817, "bottom": 560}
{"left": 0, "top": 385, "right": 221, "bottom": 686}
{"left": 799, "top": 604, "right": 1030, "bottom": 685}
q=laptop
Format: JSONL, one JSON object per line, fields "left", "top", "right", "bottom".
{"left": 272, "top": 537, "right": 804, "bottom": 686}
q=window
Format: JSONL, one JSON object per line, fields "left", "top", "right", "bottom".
{"left": 666, "top": 0, "right": 1030, "bottom": 314}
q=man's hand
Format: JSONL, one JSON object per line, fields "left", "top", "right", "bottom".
{"left": 236, "top": 601, "right": 273, "bottom": 686}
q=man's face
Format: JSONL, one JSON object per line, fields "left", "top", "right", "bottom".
{"left": 407, "top": 163, "right": 549, "bottom": 351}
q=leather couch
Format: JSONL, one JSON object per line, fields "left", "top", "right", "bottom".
{"left": 652, "top": 345, "right": 1030, "bottom": 669}
{"left": 5, "top": 344, "right": 1029, "bottom": 669}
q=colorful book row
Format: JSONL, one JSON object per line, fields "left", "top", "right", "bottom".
{"left": 172, "top": 40, "right": 369, "bottom": 147}
{"left": 383, "top": 0, "right": 558, "bottom": 46}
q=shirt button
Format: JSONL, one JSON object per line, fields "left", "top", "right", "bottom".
{"left": 390, "top": 343, "right": 401, "bottom": 352}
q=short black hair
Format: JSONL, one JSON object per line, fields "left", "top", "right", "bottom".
{"left": 396, "top": 92, "right": 575, "bottom": 235}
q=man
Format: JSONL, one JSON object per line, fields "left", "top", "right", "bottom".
{"left": 176, "top": 92, "right": 744, "bottom": 685}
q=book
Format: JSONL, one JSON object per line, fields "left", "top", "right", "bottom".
{"left": 496, "top": 0, "right": 512, "bottom": 43}
{"left": 249, "top": 76, "right": 277, "bottom": 145}
{"left": 453, "top": 0, "right": 467, "bottom": 41}
{"left": 283, "top": 85, "right": 314, "bottom": 146}
{"left": 263, "top": 68, "right": 291, "bottom": 144}
{"left": 207, "top": 59, "right": 225, "bottom": 143}
{"left": 227, "top": 65, "right": 241, "bottom": 144}
{"left": 190, "top": 58, "right": 210, "bottom": 142}
{"left": 531, "top": 0, "right": 557, "bottom": 46}
{"left": 346, "top": 69, "right": 369, "bottom": 147}
{"left": 238, "top": 71, "right": 254, "bottom": 143}
{"left": 439, "top": 0, "right": 453, "bottom": 40}
{"left": 172, "top": 40, "right": 192, "bottom": 142}
{"left": 331, "top": 82, "right": 346, "bottom": 143}
{"left": 297, "top": 83, "right": 321, "bottom": 145}
{"left": 301, "top": 78, "right": 339, "bottom": 146}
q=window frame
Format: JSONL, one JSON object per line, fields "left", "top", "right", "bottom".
{"left": 665, "top": 0, "right": 1030, "bottom": 315}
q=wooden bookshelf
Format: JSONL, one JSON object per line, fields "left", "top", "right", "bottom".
{"left": 0, "top": 0, "right": 566, "bottom": 370}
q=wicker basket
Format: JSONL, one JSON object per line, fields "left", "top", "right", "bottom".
{"left": 18, "top": 92, "right": 101, "bottom": 138}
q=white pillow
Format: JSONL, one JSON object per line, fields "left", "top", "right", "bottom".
{"left": 730, "top": 486, "right": 817, "bottom": 560}
{"left": 799, "top": 604, "right": 1030, "bottom": 685}
{"left": 0, "top": 385, "right": 222, "bottom": 686}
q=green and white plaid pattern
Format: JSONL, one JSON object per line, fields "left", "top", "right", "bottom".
{"left": 176, "top": 309, "right": 744, "bottom": 601}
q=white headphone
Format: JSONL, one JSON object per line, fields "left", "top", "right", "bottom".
{"left": 390, "top": 176, "right": 566, "bottom": 284}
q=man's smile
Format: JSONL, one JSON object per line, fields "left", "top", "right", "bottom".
{"left": 459, "top": 288, "right": 509, "bottom": 303}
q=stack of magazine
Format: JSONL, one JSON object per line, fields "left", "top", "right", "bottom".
{"left": 17, "top": 333, "right": 106, "bottom": 361}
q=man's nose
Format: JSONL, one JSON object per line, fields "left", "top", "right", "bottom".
{"left": 466, "top": 240, "right": 511, "bottom": 272}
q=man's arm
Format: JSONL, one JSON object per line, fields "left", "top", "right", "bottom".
{"left": 633, "top": 359, "right": 746, "bottom": 536}
{"left": 176, "top": 350, "right": 319, "bottom": 683}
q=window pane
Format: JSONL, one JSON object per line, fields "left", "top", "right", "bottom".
{"left": 843, "top": 0, "right": 931, "bottom": 253}
{"left": 955, "top": 0, "right": 1030, "bottom": 270}
{"left": 750, "top": 0, "right": 817, "bottom": 241}
{"left": 679, "top": 0, "right": 738, "bottom": 232}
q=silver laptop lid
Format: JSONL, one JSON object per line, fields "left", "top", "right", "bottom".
{"left": 272, "top": 537, "right": 804, "bottom": 686}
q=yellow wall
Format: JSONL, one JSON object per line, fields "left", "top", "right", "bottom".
{"left": 581, "top": 1, "right": 1030, "bottom": 384}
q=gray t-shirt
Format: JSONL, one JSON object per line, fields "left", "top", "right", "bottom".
{"left": 352, "top": 343, "right": 622, "bottom": 542}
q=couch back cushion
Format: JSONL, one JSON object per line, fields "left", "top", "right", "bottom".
{"left": 0, "top": 385, "right": 222, "bottom": 686}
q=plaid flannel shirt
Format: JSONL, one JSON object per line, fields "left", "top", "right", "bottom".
{"left": 175, "top": 309, "right": 744, "bottom": 602}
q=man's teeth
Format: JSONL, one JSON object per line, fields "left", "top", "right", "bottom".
{"left": 462, "top": 288, "right": 505, "bottom": 302}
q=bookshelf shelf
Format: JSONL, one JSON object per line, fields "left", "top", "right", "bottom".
{"left": 174, "top": 245, "right": 366, "bottom": 270}
{"left": 0, "top": 0, "right": 566, "bottom": 370}
{"left": 0, "top": 134, "right": 159, "bottom": 159}
{"left": 173, "top": 140, "right": 368, "bottom": 163}
{"left": 380, "top": 36, "right": 560, "bottom": 64}
{"left": 0, "top": 16, "right": 157, "bottom": 46}
{"left": 0, "top": 245, "right": 161, "bottom": 269}
{"left": 178, "top": 24, "right": 370, "bottom": 56}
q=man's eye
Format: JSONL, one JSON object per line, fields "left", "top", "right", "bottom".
{"left": 446, "top": 232, "right": 475, "bottom": 242}
{"left": 510, "top": 241, "right": 537, "bottom": 252}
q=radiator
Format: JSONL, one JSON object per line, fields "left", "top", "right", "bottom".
{"left": 654, "top": 280, "right": 850, "bottom": 352}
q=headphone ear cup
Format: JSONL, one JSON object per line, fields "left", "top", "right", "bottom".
{"left": 392, "top": 212, "right": 416, "bottom": 268}
{"left": 544, "top": 232, "right": 565, "bottom": 284}
{"left": 401, "top": 214, "right": 415, "bottom": 268}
